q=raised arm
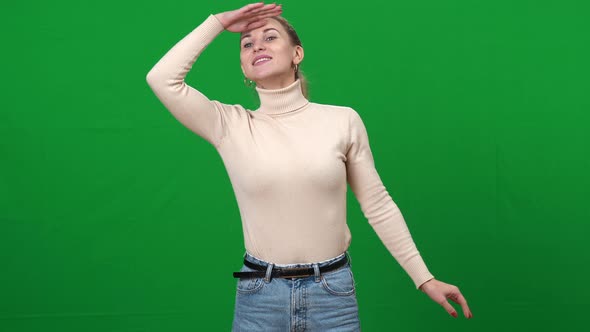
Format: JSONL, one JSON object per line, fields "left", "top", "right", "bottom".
{"left": 145, "top": 3, "right": 283, "bottom": 148}
{"left": 146, "top": 14, "right": 227, "bottom": 147}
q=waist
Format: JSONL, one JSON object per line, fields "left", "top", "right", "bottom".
{"left": 244, "top": 250, "right": 348, "bottom": 269}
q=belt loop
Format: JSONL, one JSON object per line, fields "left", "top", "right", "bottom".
{"left": 264, "top": 263, "right": 274, "bottom": 283}
{"left": 313, "top": 263, "right": 321, "bottom": 282}
{"left": 345, "top": 251, "right": 352, "bottom": 267}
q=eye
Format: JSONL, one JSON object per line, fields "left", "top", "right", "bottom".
{"left": 243, "top": 36, "right": 277, "bottom": 48}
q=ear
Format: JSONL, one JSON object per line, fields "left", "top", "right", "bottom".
{"left": 293, "top": 45, "right": 304, "bottom": 65}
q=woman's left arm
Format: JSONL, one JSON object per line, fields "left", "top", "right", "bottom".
{"left": 345, "top": 108, "right": 473, "bottom": 319}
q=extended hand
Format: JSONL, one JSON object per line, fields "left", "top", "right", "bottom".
{"left": 419, "top": 278, "right": 473, "bottom": 319}
{"left": 214, "top": 2, "right": 283, "bottom": 33}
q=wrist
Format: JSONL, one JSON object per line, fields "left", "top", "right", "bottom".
{"left": 213, "top": 13, "right": 227, "bottom": 29}
{"left": 419, "top": 278, "right": 435, "bottom": 291}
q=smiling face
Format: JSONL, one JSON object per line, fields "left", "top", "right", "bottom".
{"left": 240, "top": 18, "right": 303, "bottom": 89}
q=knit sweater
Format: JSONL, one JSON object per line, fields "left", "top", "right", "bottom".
{"left": 146, "top": 14, "right": 435, "bottom": 289}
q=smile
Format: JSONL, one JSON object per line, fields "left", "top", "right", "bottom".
{"left": 253, "top": 57, "right": 272, "bottom": 66}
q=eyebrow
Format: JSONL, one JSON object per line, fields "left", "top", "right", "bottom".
{"left": 240, "top": 28, "right": 280, "bottom": 41}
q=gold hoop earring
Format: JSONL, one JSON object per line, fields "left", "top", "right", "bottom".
{"left": 244, "top": 77, "right": 255, "bottom": 87}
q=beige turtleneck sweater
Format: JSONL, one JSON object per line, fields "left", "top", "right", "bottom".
{"left": 146, "top": 14, "right": 435, "bottom": 289}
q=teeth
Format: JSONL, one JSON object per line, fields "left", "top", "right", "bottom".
{"left": 254, "top": 57, "right": 271, "bottom": 65}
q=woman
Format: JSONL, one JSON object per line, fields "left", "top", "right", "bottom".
{"left": 146, "top": 2, "right": 473, "bottom": 330}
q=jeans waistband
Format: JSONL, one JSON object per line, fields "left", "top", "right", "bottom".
{"left": 244, "top": 251, "right": 349, "bottom": 269}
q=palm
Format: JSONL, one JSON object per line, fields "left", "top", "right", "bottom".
{"left": 216, "top": 2, "right": 283, "bottom": 33}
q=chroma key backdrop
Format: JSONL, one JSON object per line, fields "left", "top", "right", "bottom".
{"left": 1, "top": 0, "right": 588, "bottom": 331}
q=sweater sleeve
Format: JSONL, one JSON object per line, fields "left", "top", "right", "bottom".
{"left": 146, "top": 14, "right": 237, "bottom": 148}
{"left": 345, "top": 108, "right": 435, "bottom": 290}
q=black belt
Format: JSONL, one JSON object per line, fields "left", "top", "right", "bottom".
{"left": 233, "top": 254, "right": 348, "bottom": 279}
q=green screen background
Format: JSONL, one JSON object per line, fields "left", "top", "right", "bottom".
{"left": 1, "top": 0, "right": 588, "bottom": 331}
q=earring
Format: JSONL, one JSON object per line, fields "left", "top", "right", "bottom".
{"left": 244, "top": 77, "right": 255, "bottom": 87}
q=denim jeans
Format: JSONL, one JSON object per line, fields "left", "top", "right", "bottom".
{"left": 232, "top": 251, "right": 361, "bottom": 331}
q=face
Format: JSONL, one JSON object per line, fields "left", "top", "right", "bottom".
{"left": 240, "top": 19, "right": 303, "bottom": 84}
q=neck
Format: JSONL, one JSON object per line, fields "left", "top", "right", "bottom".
{"left": 256, "top": 76, "right": 296, "bottom": 90}
{"left": 253, "top": 69, "right": 298, "bottom": 89}
{"left": 256, "top": 78, "right": 309, "bottom": 115}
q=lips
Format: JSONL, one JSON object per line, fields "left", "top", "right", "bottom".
{"left": 253, "top": 55, "right": 272, "bottom": 66}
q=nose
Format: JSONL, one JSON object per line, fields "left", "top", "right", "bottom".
{"left": 253, "top": 41, "right": 265, "bottom": 52}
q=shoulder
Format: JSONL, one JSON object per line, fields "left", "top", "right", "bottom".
{"left": 210, "top": 100, "right": 253, "bottom": 117}
{"left": 308, "top": 101, "right": 359, "bottom": 119}
{"left": 306, "top": 102, "right": 368, "bottom": 135}
{"left": 210, "top": 99, "right": 247, "bottom": 111}
{"left": 308, "top": 101, "right": 352, "bottom": 112}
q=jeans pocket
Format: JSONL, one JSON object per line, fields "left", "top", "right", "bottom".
{"left": 320, "top": 263, "right": 356, "bottom": 296}
{"left": 236, "top": 264, "right": 266, "bottom": 295}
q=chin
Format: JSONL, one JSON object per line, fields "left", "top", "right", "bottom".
{"left": 251, "top": 70, "right": 283, "bottom": 82}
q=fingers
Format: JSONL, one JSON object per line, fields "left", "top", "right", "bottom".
{"left": 248, "top": 5, "right": 282, "bottom": 19}
{"left": 242, "top": 3, "right": 279, "bottom": 16}
{"left": 439, "top": 299, "right": 458, "bottom": 318}
{"left": 253, "top": 9, "right": 283, "bottom": 21}
{"left": 241, "top": 2, "right": 266, "bottom": 14}
{"left": 243, "top": 6, "right": 282, "bottom": 30}
{"left": 422, "top": 280, "right": 473, "bottom": 319}
{"left": 447, "top": 290, "right": 473, "bottom": 319}
{"left": 450, "top": 292, "right": 473, "bottom": 319}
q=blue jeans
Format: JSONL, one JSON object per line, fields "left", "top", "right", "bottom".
{"left": 232, "top": 251, "right": 361, "bottom": 331}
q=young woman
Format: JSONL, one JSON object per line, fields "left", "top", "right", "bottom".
{"left": 146, "top": 2, "right": 473, "bottom": 330}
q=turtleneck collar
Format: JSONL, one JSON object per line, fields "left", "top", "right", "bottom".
{"left": 255, "top": 79, "right": 309, "bottom": 115}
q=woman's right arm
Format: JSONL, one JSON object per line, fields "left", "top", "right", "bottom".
{"left": 145, "top": 3, "right": 282, "bottom": 148}
{"left": 145, "top": 14, "right": 227, "bottom": 148}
